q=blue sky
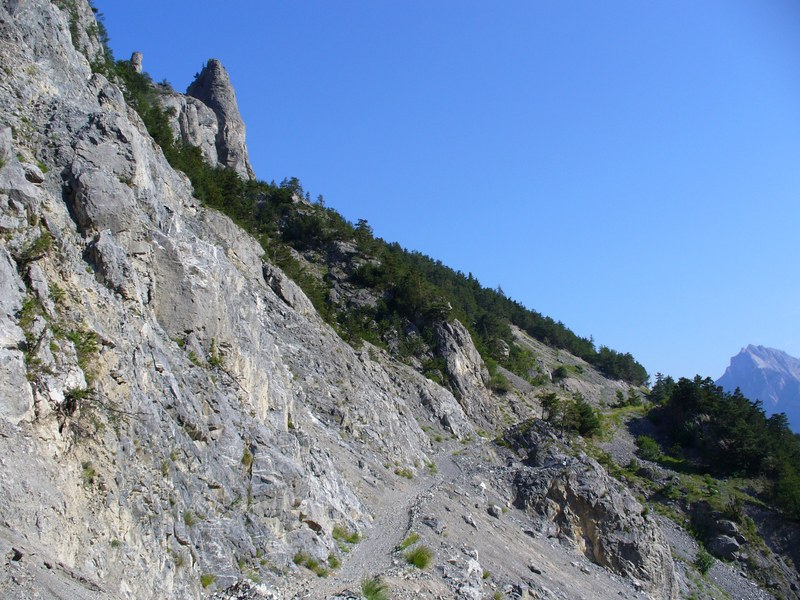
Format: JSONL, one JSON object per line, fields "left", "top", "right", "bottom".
{"left": 96, "top": 1, "right": 800, "bottom": 381}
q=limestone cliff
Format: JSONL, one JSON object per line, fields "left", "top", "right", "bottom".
{"left": 0, "top": 2, "right": 684, "bottom": 599}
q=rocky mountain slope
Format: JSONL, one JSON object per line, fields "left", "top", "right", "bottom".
{"left": 717, "top": 344, "right": 800, "bottom": 432}
{"left": 0, "top": 2, "right": 795, "bottom": 599}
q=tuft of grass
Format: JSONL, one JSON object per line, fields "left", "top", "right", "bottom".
{"left": 361, "top": 576, "right": 390, "bottom": 600}
{"left": 241, "top": 447, "right": 254, "bottom": 468}
{"left": 49, "top": 282, "right": 66, "bottom": 303}
{"left": 208, "top": 339, "right": 224, "bottom": 367}
{"left": 183, "top": 510, "right": 198, "bottom": 527}
{"left": 200, "top": 573, "right": 215, "bottom": 588}
{"left": 19, "top": 231, "right": 53, "bottom": 264}
{"left": 293, "top": 552, "right": 328, "bottom": 577}
{"left": 398, "top": 532, "right": 420, "bottom": 550}
{"left": 405, "top": 544, "right": 433, "bottom": 569}
{"left": 332, "top": 525, "right": 360, "bottom": 544}
{"left": 66, "top": 328, "right": 99, "bottom": 382}
{"left": 81, "top": 461, "right": 96, "bottom": 485}
{"left": 394, "top": 467, "right": 413, "bottom": 479}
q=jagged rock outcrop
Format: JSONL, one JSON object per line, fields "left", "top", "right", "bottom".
{"left": 159, "top": 89, "right": 221, "bottom": 167}
{"left": 506, "top": 421, "right": 678, "bottom": 600}
{"left": 435, "top": 319, "right": 491, "bottom": 421}
{"left": 186, "top": 58, "right": 254, "bottom": 180}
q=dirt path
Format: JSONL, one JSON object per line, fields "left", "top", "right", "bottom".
{"left": 294, "top": 447, "right": 462, "bottom": 598}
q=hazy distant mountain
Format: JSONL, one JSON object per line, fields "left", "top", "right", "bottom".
{"left": 717, "top": 345, "right": 800, "bottom": 432}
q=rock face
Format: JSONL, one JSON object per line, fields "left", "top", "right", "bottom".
{"left": 186, "top": 58, "right": 254, "bottom": 180}
{"left": 0, "top": 2, "right": 683, "bottom": 599}
{"left": 507, "top": 421, "right": 677, "bottom": 600}
{"left": 435, "top": 319, "right": 491, "bottom": 421}
{"left": 0, "top": 1, "right": 466, "bottom": 596}
{"left": 159, "top": 89, "right": 221, "bottom": 167}
{"left": 717, "top": 344, "right": 800, "bottom": 432}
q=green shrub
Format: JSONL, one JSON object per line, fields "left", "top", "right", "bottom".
{"left": 405, "top": 545, "right": 433, "bottom": 569}
{"left": 552, "top": 365, "right": 569, "bottom": 381}
{"left": 636, "top": 435, "right": 662, "bottom": 461}
{"left": 695, "top": 547, "right": 714, "bottom": 575}
{"left": 488, "top": 370, "right": 511, "bottom": 393}
{"left": 361, "top": 576, "right": 390, "bottom": 600}
{"left": 566, "top": 395, "right": 601, "bottom": 437}
{"left": 199, "top": 573, "right": 215, "bottom": 588}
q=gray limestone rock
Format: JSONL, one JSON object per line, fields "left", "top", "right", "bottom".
{"left": 86, "top": 230, "right": 142, "bottom": 302}
{"left": 158, "top": 91, "right": 220, "bottom": 167}
{"left": 0, "top": 248, "right": 33, "bottom": 424}
{"left": 435, "top": 319, "right": 491, "bottom": 421}
{"left": 130, "top": 51, "right": 143, "bottom": 73}
{"left": 508, "top": 421, "right": 677, "bottom": 600}
{"left": 262, "top": 262, "right": 316, "bottom": 316}
{"left": 187, "top": 59, "right": 254, "bottom": 179}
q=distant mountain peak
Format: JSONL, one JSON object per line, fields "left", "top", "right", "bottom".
{"left": 717, "top": 345, "right": 800, "bottom": 432}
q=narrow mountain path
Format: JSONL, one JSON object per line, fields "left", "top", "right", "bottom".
{"left": 293, "top": 446, "right": 462, "bottom": 598}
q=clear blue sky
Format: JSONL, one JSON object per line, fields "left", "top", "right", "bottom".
{"left": 96, "top": 1, "right": 800, "bottom": 382}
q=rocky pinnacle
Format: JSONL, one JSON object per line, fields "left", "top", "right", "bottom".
{"left": 187, "top": 58, "right": 255, "bottom": 180}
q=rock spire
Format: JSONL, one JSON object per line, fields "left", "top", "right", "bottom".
{"left": 187, "top": 58, "right": 254, "bottom": 180}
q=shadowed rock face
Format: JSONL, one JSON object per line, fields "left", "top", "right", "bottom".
{"left": 187, "top": 58, "right": 254, "bottom": 180}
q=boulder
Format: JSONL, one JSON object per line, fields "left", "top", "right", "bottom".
{"left": 708, "top": 535, "right": 741, "bottom": 560}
